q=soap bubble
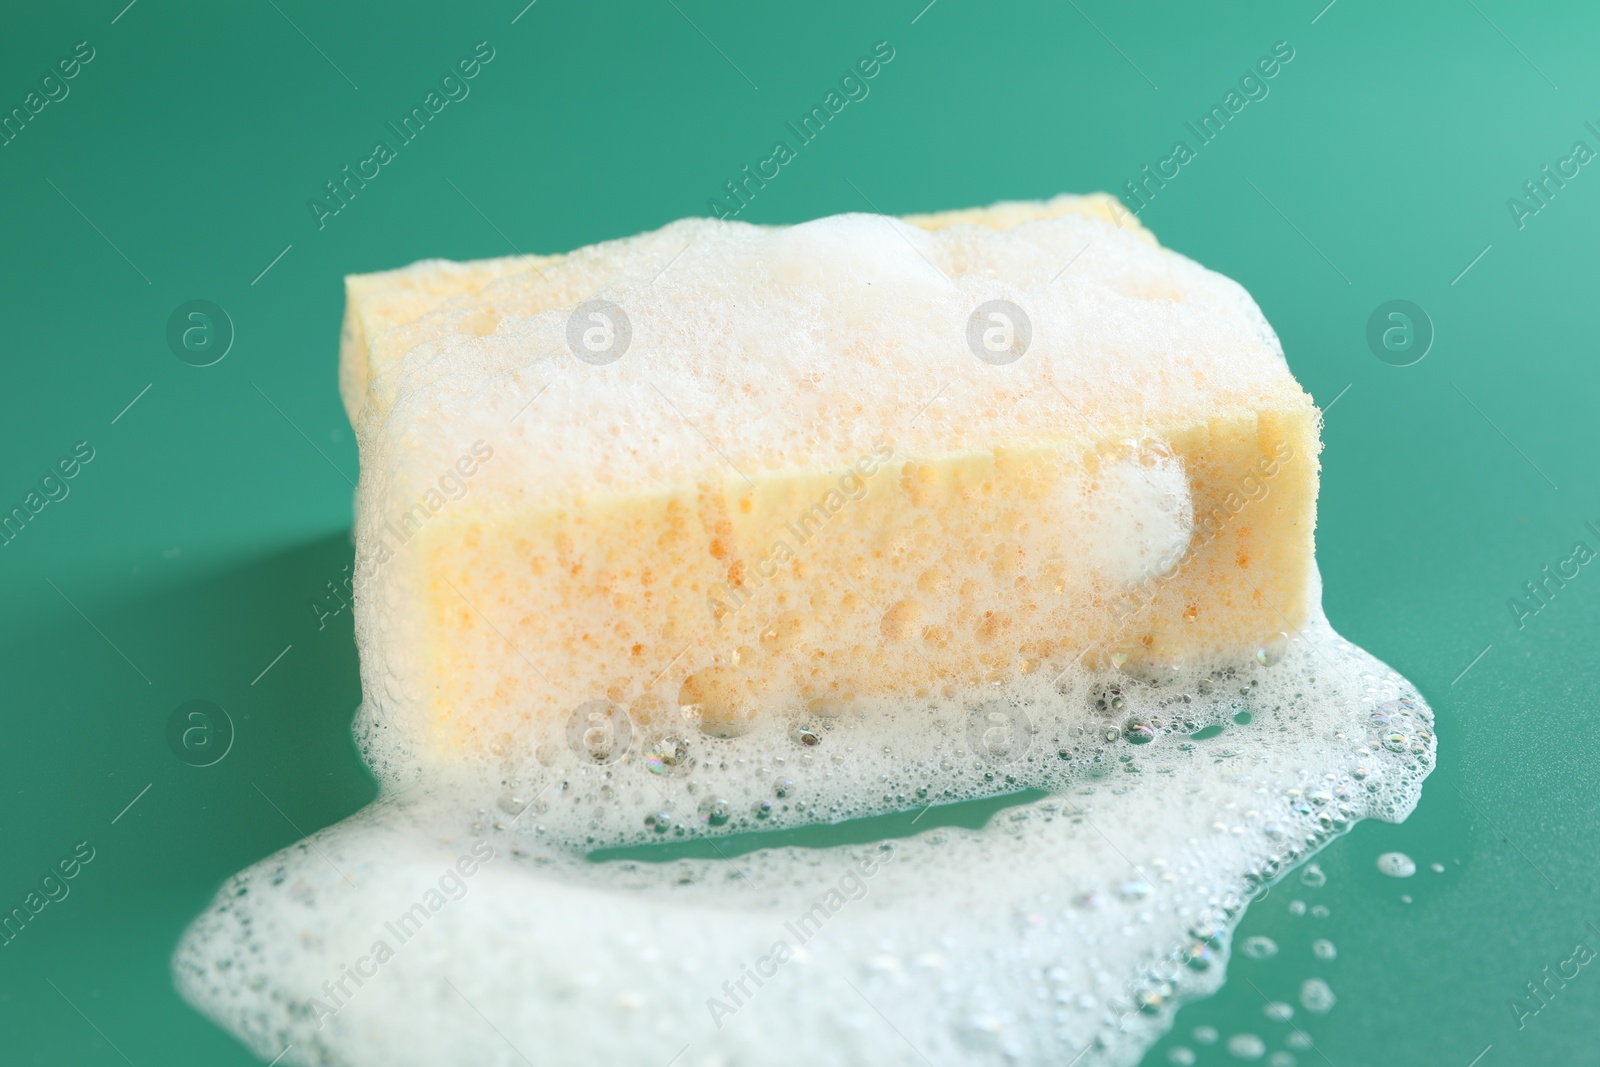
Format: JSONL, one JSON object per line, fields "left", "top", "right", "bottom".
{"left": 1375, "top": 852, "right": 1416, "bottom": 878}
{"left": 1119, "top": 880, "right": 1154, "bottom": 901}
{"left": 695, "top": 796, "right": 730, "bottom": 827}
{"left": 1256, "top": 632, "right": 1289, "bottom": 667}
{"left": 1095, "top": 686, "right": 1126, "bottom": 714}
{"left": 642, "top": 736, "right": 692, "bottom": 776}
{"left": 1241, "top": 935, "right": 1278, "bottom": 959}
{"left": 1226, "top": 1032, "right": 1266, "bottom": 1059}
{"left": 1299, "top": 978, "right": 1336, "bottom": 1014}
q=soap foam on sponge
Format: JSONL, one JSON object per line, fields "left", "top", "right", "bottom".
{"left": 174, "top": 196, "right": 1434, "bottom": 1067}
{"left": 348, "top": 202, "right": 1317, "bottom": 770}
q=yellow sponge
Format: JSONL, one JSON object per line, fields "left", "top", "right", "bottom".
{"left": 343, "top": 196, "right": 1318, "bottom": 757}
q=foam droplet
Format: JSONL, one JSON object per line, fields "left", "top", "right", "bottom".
{"left": 696, "top": 796, "right": 730, "bottom": 827}
{"left": 1242, "top": 935, "right": 1279, "bottom": 960}
{"left": 1299, "top": 978, "right": 1337, "bottom": 1014}
{"left": 1376, "top": 851, "right": 1416, "bottom": 878}
{"left": 1227, "top": 1032, "right": 1266, "bottom": 1059}
{"left": 1256, "top": 632, "right": 1289, "bottom": 667}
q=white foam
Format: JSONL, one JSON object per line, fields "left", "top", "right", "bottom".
{"left": 175, "top": 576, "right": 1433, "bottom": 1066}
{"left": 1076, "top": 448, "right": 1194, "bottom": 586}
{"left": 358, "top": 210, "right": 1292, "bottom": 509}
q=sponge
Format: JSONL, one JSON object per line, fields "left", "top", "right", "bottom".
{"left": 343, "top": 196, "right": 1319, "bottom": 759}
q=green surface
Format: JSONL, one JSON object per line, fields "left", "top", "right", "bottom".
{"left": 2, "top": 1, "right": 1596, "bottom": 1064}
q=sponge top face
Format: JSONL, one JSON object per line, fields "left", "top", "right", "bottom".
{"left": 340, "top": 252, "right": 552, "bottom": 422}
{"left": 350, "top": 198, "right": 1305, "bottom": 508}
{"left": 339, "top": 193, "right": 1152, "bottom": 426}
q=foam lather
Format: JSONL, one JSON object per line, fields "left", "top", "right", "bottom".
{"left": 175, "top": 196, "right": 1434, "bottom": 1067}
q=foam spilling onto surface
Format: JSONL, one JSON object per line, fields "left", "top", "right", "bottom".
{"left": 175, "top": 589, "right": 1432, "bottom": 1066}
{"left": 174, "top": 200, "right": 1435, "bottom": 1066}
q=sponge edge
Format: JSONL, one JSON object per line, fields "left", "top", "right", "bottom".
{"left": 900, "top": 191, "right": 1152, "bottom": 234}
{"left": 340, "top": 253, "right": 553, "bottom": 424}
{"left": 344, "top": 195, "right": 1319, "bottom": 764}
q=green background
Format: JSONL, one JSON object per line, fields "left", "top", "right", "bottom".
{"left": 2, "top": 1, "right": 1596, "bottom": 1064}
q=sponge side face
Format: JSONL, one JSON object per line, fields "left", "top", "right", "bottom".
{"left": 340, "top": 253, "right": 555, "bottom": 424}
{"left": 347, "top": 201, "right": 1317, "bottom": 765}
{"left": 416, "top": 415, "right": 1315, "bottom": 753}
